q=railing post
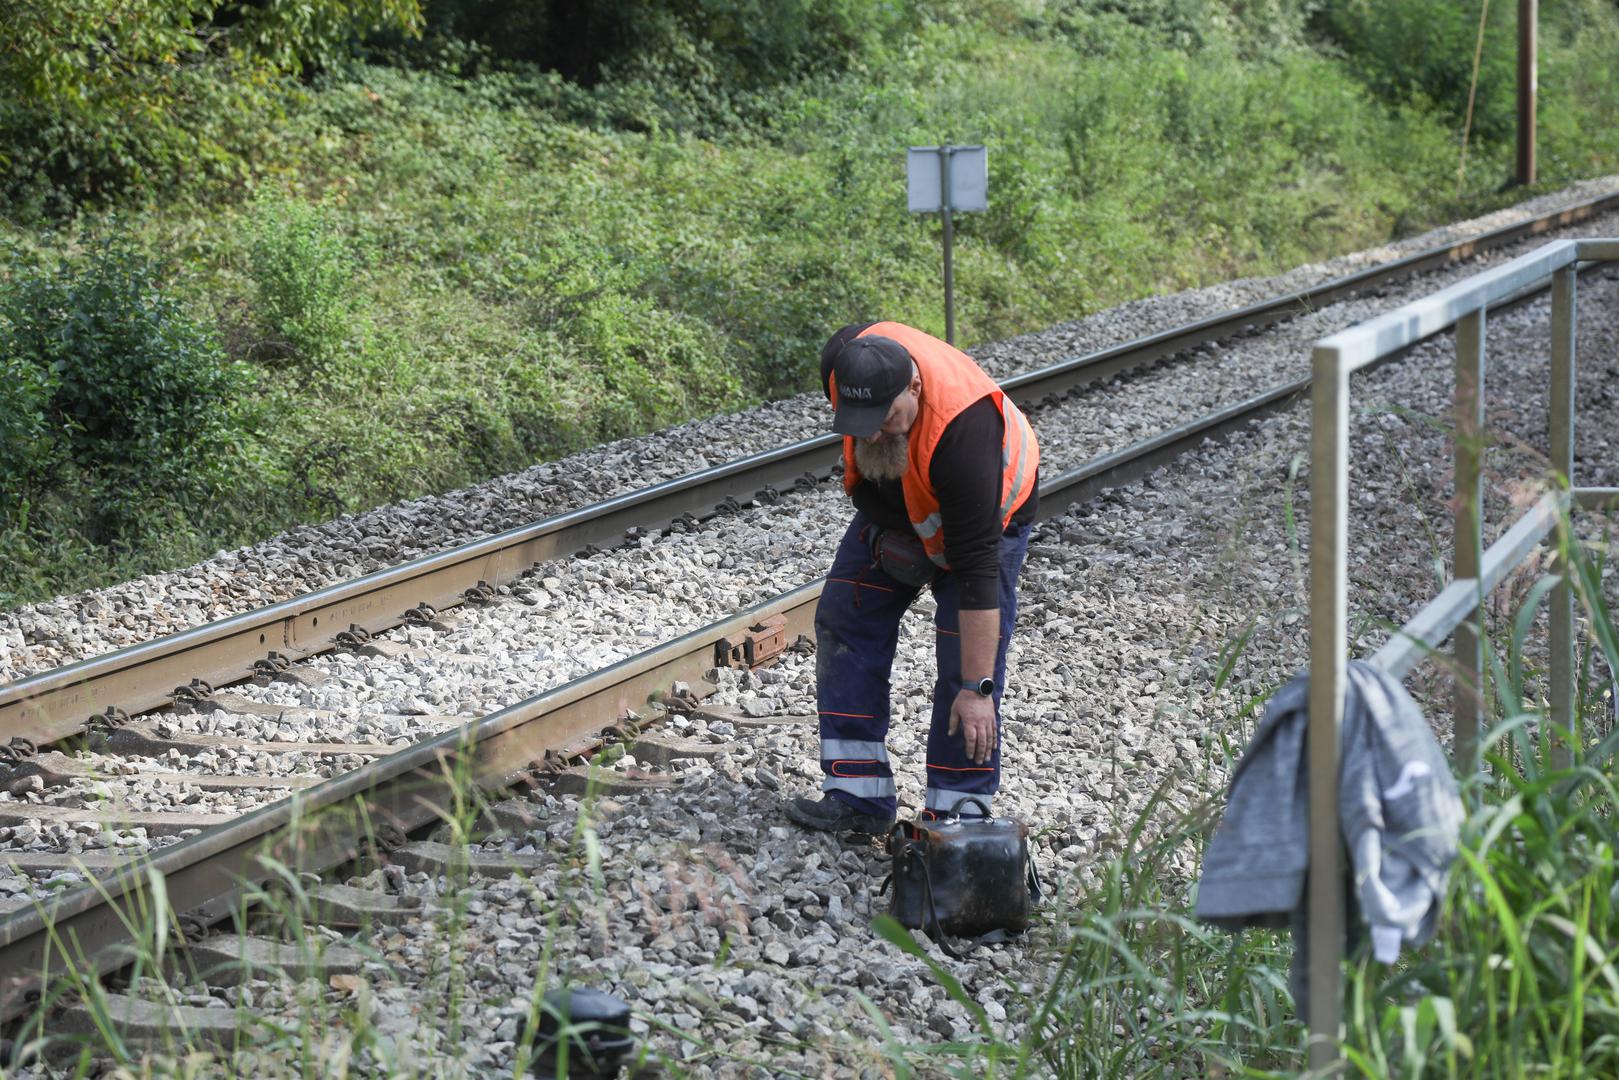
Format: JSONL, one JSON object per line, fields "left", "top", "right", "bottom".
{"left": 1454, "top": 308, "right": 1487, "bottom": 772}
{"left": 1549, "top": 266, "right": 1577, "bottom": 767}
{"left": 1308, "top": 345, "right": 1349, "bottom": 1071}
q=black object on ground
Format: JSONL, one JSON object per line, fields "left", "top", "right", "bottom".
{"left": 529, "top": 987, "right": 635, "bottom": 1079}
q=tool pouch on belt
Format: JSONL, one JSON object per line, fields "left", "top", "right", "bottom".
{"left": 883, "top": 797, "right": 1043, "bottom": 957}
{"left": 875, "top": 528, "right": 937, "bottom": 588}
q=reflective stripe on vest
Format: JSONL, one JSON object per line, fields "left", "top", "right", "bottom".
{"left": 999, "top": 400, "right": 1034, "bottom": 523}
{"left": 837, "top": 322, "right": 1040, "bottom": 569}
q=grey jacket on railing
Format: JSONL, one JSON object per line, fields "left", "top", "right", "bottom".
{"left": 1194, "top": 660, "right": 1463, "bottom": 1010}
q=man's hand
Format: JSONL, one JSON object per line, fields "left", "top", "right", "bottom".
{"left": 948, "top": 688, "right": 997, "bottom": 764}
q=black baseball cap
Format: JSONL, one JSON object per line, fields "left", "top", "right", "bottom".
{"left": 829, "top": 335, "right": 912, "bottom": 438}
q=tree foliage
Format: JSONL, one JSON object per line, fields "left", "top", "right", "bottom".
{"left": 0, "top": 0, "right": 422, "bottom": 105}
{"left": 4, "top": 0, "right": 1619, "bottom": 607}
{"left": 424, "top": 0, "right": 911, "bottom": 88}
{"left": 0, "top": 0, "right": 422, "bottom": 212}
{"left": 1311, "top": 0, "right": 1517, "bottom": 140}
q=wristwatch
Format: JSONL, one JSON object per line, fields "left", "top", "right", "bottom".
{"left": 970, "top": 676, "right": 996, "bottom": 697}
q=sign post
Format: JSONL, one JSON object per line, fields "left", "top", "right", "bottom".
{"left": 908, "top": 144, "right": 988, "bottom": 345}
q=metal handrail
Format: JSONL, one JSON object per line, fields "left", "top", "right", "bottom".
{"left": 1307, "top": 237, "right": 1618, "bottom": 1068}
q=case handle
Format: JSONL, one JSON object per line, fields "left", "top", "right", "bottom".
{"left": 946, "top": 796, "right": 993, "bottom": 821}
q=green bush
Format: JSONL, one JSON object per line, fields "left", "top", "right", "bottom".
{"left": 0, "top": 61, "right": 289, "bottom": 221}
{"left": 0, "top": 236, "right": 244, "bottom": 539}
{"left": 1537, "top": 0, "right": 1619, "bottom": 179}
{"left": 245, "top": 197, "right": 370, "bottom": 375}
{"left": 0, "top": 348, "right": 58, "bottom": 508}
{"left": 384, "top": 0, "right": 919, "bottom": 139}
{"left": 573, "top": 298, "right": 745, "bottom": 434}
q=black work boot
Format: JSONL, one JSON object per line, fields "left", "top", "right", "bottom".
{"left": 786, "top": 795, "right": 895, "bottom": 835}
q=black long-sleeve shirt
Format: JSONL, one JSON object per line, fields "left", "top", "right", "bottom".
{"left": 820, "top": 324, "right": 1038, "bottom": 609}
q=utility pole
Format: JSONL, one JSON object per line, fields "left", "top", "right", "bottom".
{"left": 1517, "top": 0, "right": 1537, "bottom": 186}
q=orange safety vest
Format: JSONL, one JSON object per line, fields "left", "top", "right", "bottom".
{"left": 832, "top": 322, "right": 1039, "bottom": 569}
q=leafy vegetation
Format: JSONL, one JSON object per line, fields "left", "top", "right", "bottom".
{"left": 0, "top": 237, "right": 250, "bottom": 571}
{"left": 1314, "top": 0, "right": 1519, "bottom": 141}
{"left": 0, "top": 0, "right": 421, "bottom": 215}
{"left": 244, "top": 196, "right": 373, "bottom": 374}
{"left": 2, "top": 0, "right": 1619, "bottom": 604}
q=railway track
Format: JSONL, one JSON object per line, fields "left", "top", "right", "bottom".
{"left": 6, "top": 187, "right": 1618, "bottom": 749}
{"left": 2, "top": 192, "right": 1618, "bottom": 1062}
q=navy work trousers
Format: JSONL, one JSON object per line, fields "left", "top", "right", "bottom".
{"left": 814, "top": 510, "right": 1031, "bottom": 819}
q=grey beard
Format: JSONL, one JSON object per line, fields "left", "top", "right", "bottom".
{"left": 853, "top": 434, "right": 910, "bottom": 481}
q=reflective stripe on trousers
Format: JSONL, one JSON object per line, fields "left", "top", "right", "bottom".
{"left": 925, "top": 787, "right": 992, "bottom": 817}
{"left": 814, "top": 510, "right": 1031, "bottom": 817}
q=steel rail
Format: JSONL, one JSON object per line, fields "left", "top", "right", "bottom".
{"left": 0, "top": 443, "right": 840, "bottom": 751}
{"left": 2, "top": 236, "right": 1612, "bottom": 1021}
{"left": 4, "top": 191, "right": 1618, "bottom": 751}
{"left": 0, "top": 385, "right": 1272, "bottom": 1017}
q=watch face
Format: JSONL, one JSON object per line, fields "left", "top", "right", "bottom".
{"left": 976, "top": 678, "right": 995, "bottom": 696}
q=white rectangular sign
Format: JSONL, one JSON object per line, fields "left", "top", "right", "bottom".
{"left": 907, "top": 145, "right": 988, "bottom": 213}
